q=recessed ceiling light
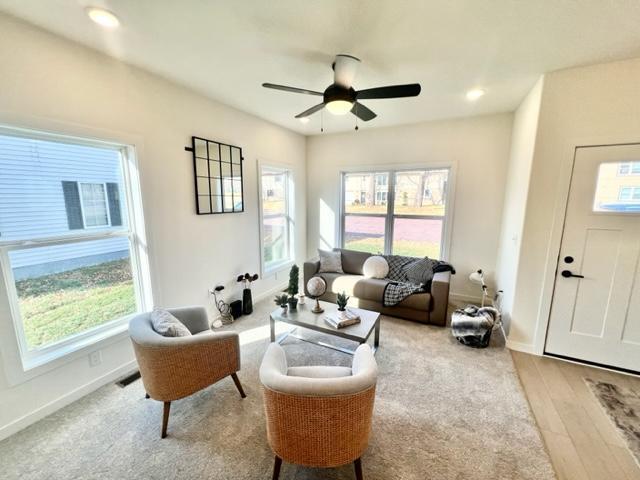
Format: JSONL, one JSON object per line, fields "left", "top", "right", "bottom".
{"left": 299, "top": 117, "right": 310, "bottom": 124}
{"left": 86, "top": 7, "right": 120, "bottom": 29}
{"left": 466, "top": 89, "right": 485, "bottom": 101}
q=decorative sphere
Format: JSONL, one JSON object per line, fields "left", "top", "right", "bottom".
{"left": 306, "top": 276, "right": 327, "bottom": 297}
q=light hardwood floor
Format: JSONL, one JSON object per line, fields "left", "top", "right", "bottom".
{"left": 512, "top": 351, "right": 640, "bottom": 480}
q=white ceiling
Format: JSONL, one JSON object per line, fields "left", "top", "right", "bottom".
{"left": 2, "top": 0, "right": 640, "bottom": 135}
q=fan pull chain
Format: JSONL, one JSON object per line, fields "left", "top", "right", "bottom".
{"left": 321, "top": 109, "right": 324, "bottom": 133}
{"left": 355, "top": 104, "right": 359, "bottom": 131}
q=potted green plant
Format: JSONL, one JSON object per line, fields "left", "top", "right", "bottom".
{"left": 286, "top": 265, "right": 299, "bottom": 310}
{"left": 274, "top": 293, "right": 289, "bottom": 314}
{"left": 336, "top": 291, "right": 349, "bottom": 312}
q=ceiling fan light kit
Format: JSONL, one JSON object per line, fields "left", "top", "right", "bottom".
{"left": 263, "top": 54, "right": 421, "bottom": 128}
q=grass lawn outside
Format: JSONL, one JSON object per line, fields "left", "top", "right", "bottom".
{"left": 15, "top": 259, "right": 136, "bottom": 349}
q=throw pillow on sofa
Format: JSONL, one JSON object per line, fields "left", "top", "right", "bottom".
{"left": 318, "top": 249, "right": 344, "bottom": 273}
{"left": 151, "top": 308, "right": 192, "bottom": 337}
{"left": 363, "top": 255, "right": 389, "bottom": 279}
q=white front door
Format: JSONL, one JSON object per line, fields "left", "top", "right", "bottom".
{"left": 545, "top": 144, "right": 640, "bottom": 372}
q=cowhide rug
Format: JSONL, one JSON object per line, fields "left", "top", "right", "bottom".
{"left": 585, "top": 378, "right": 640, "bottom": 465}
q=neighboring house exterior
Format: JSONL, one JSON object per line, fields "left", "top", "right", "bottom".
{"left": 594, "top": 161, "right": 640, "bottom": 212}
{"left": 0, "top": 133, "right": 129, "bottom": 280}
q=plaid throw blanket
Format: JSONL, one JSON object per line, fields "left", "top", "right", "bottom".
{"left": 382, "top": 255, "right": 455, "bottom": 307}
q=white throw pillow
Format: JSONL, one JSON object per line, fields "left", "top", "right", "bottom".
{"left": 151, "top": 308, "right": 192, "bottom": 337}
{"left": 363, "top": 256, "right": 389, "bottom": 279}
{"left": 318, "top": 249, "right": 344, "bottom": 273}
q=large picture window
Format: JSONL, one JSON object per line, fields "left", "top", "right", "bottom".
{"left": 0, "top": 127, "right": 151, "bottom": 369}
{"left": 259, "top": 165, "right": 294, "bottom": 275}
{"left": 341, "top": 168, "right": 451, "bottom": 259}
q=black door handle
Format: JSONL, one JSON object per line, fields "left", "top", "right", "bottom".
{"left": 561, "top": 270, "right": 584, "bottom": 278}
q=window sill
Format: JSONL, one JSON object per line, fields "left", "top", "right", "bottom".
{"left": 263, "top": 259, "right": 295, "bottom": 278}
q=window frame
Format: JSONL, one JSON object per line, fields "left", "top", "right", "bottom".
{"left": 78, "top": 181, "right": 111, "bottom": 228}
{"left": 339, "top": 165, "right": 455, "bottom": 260}
{"left": 258, "top": 162, "right": 295, "bottom": 277}
{"left": 0, "top": 126, "right": 153, "bottom": 374}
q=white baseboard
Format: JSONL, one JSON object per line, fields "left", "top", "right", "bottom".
{"left": 449, "top": 292, "right": 483, "bottom": 304}
{"left": 0, "top": 360, "right": 138, "bottom": 441}
{"left": 506, "top": 339, "right": 537, "bottom": 354}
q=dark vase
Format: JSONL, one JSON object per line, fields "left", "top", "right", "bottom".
{"left": 242, "top": 288, "right": 253, "bottom": 315}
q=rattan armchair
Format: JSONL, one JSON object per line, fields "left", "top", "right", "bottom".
{"left": 259, "top": 343, "right": 378, "bottom": 480}
{"left": 129, "top": 306, "right": 245, "bottom": 438}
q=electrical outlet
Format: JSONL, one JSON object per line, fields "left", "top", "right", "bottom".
{"left": 89, "top": 350, "right": 102, "bottom": 367}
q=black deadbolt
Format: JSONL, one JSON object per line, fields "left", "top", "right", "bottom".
{"left": 564, "top": 255, "right": 574, "bottom": 263}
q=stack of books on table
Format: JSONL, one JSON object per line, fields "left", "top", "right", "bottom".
{"left": 324, "top": 309, "right": 361, "bottom": 329}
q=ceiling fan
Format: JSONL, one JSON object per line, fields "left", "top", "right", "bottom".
{"left": 262, "top": 54, "right": 421, "bottom": 122}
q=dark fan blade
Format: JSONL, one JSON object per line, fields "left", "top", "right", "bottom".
{"left": 295, "top": 103, "right": 325, "bottom": 118}
{"left": 262, "top": 83, "right": 323, "bottom": 96}
{"left": 356, "top": 83, "right": 421, "bottom": 100}
{"left": 351, "top": 102, "right": 376, "bottom": 121}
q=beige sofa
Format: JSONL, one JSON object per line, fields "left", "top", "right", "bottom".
{"left": 304, "top": 249, "right": 450, "bottom": 326}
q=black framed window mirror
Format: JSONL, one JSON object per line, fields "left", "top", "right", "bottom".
{"left": 188, "top": 136, "right": 244, "bottom": 214}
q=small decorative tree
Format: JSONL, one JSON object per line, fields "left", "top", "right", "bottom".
{"left": 287, "top": 265, "right": 299, "bottom": 310}
{"left": 336, "top": 291, "right": 349, "bottom": 311}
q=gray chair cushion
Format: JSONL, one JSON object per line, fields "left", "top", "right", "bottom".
{"left": 260, "top": 343, "right": 377, "bottom": 396}
{"left": 287, "top": 366, "right": 352, "bottom": 378}
{"left": 151, "top": 308, "right": 192, "bottom": 337}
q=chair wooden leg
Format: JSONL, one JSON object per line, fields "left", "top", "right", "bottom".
{"left": 161, "top": 401, "right": 171, "bottom": 438}
{"left": 354, "top": 457, "right": 363, "bottom": 480}
{"left": 231, "top": 373, "right": 246, "bottom": 398}
{"left": 272, "top": 456, "right": 282, "bottom": 480}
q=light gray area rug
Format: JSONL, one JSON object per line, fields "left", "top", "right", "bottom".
{"left": 0, "top": 299, "right": 555, "bottom": 479}
{"left": 586, "top": 378, "right": 640, "bottom": 465}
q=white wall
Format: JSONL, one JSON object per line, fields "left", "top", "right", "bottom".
{"left": 0, "top": 14, "right": 306, "bottom": 438}
{"left": 306, "top": 113, "right": 514, "bottom": 299}
{"left": 494, "top": 77, "right": 543, "bottom": 333}
{"left": 507, "top": 57, "right": 640, "bottom": 352}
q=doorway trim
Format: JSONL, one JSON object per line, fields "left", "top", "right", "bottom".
{"left": 530, "top": 134, "right": 640, "bottom": 357}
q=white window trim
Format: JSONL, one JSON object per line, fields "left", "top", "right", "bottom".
{"left": 339, "top": 163, "right": 456, "bottom": 261}
{"left": 78, "top": 181, "right": 111, "bottom": 228}
{"left": 0, "top": 126, "right": 153, "bottom": 380}
{"left": 258, "top": 161, "right": 295, "bottom": 277}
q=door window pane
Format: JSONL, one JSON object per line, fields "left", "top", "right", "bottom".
{"left": 394, "top": 169, "right": 448, "bottom": 216}
{"left": 392, "top": 217, "right": 443, "bottom": 258}
{"left": 594, "top": 162, "right": 640, "bottom": 212}
{"left": 344, "top": 172, "right": 388, "bottom": 214}
{"left": 9, "top": 239, "right": 136, "bottom": 350}
{"left": 343, "top": 215, "right": 385, "bottom": 254}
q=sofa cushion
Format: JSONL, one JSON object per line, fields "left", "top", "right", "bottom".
{"left": 317, "top": 273, "right": 431, "bottom": 311}
{"left": 336, "top": 248, "right": 372, "bottom": 275}
{"left": 318, "top": 249, "right": 344, "bottom": 273}
{"left": 363, "top": 255, "right": 389, "bottom": 279}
